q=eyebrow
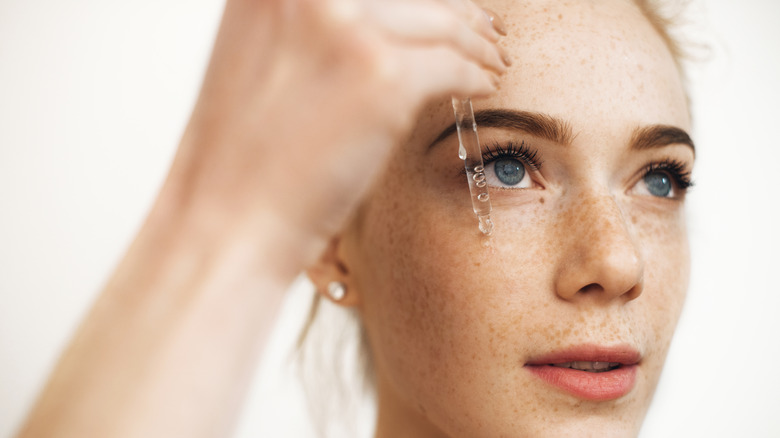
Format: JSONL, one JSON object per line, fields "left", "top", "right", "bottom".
{"left": 429, "top": 108, "right": 695, "bottom": 155}
{"left": 430, "top": 109, "right": 574, "bottom": 148}
{"left": 631, "top": 124, "right": 696, "bottom": 156}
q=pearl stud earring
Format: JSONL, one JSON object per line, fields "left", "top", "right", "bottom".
{"left": 327, "top": 281, "right": 346, "bottom": 301}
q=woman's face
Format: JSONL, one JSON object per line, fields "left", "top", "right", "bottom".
{"left": 340, "top": 0, "right": 693, "bottom": 436}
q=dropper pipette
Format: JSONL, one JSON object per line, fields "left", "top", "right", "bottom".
{"left": 451, "top": 97, "right": 493, "bottom": 235}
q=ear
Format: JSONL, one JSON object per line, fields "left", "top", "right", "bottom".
{"left": 305, "top": 236, "right": 360, "bottom": 307}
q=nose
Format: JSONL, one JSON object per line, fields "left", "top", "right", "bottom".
{"left": 553, "top": 193, "right": 644, "bottom": 303}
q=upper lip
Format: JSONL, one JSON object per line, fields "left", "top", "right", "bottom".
{"left": 524, "top": 344, "right": 641, "bottom": 366}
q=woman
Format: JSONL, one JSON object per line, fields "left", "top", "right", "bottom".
{"left": 17, "top": 0, "right": 694, "bottom": 437}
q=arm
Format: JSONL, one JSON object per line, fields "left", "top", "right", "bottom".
{"left": 15, "top": 178, "right": 299, "bottom": 438}
{"left": 16, "top": 0, "right": 507, "bottom": 436}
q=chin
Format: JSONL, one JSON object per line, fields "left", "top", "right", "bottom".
{"left": 530, "top": 414, "right": 644, "bottom": 438}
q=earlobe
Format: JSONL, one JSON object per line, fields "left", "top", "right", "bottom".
{"left": 305, "top": 236, "right": 360, "bottom": 307}
{"left": 326, "top": 281, "right": 347, "bottom": 301}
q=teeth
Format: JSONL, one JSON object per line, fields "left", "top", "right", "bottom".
{"left": 551, "top": 361, "right": 621, "bottom": 372}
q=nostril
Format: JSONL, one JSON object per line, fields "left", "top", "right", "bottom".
{"left": 579, "top": 283, "right": 603, "bottom": 294}
{"left": 624, "top": 282, "right": 644, "bottom": 301}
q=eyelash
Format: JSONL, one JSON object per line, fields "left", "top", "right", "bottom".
{"left": 481, "top": 140, "right": 542, "bottom": 171}
{"left": 461, "top": 142, "right": 694, "bottom": 194}
{"left": 642, "top": 159, "right": 694, "bottom": 192}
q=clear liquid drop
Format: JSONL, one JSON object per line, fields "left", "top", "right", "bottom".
{"left": 458, "top": 144, "right": 467, "bottom": 160}
{"left": 478, "top": 215, "right": 493, "bottom": 235}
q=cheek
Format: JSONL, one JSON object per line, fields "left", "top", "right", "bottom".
{"left": 345, "top": 150, "right": 691, "bottom": 435}
{"left": 630, "top": 205, "right": 690, "bottom": 351}
{"left": 621, "top": 204, "right": 690, "bottom": 406}
{"left": 352, "top": 164, "right": 495, "bottom": 373}
{"left": 348, "top": 160, "right": 556, "bottom": 427}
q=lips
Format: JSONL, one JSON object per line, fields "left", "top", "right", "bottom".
{"left": 551, "top": 361, "right": 622, "bottom": 372}
{"left": 524, "top": 345, "right": 641, "bottom": 401}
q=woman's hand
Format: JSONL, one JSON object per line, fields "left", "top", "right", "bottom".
{"left": 16, "top": 3, "right": 508, "bottom": 437}
{"left": 170, "top": 0, "right": 509, "bottom": 268}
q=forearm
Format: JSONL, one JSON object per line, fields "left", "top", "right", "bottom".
{"left": 16, "top": 170, "right": 304, "bottom": 438}
{"left": 14, "top": 0, "right": 507, "bottom": 433}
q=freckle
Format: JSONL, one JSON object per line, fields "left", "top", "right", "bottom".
{"left": 558, "top": 13, "right": 563, "bottom": 20}
{"left": 539, "top": 197, "right": 545, "bottom": 204}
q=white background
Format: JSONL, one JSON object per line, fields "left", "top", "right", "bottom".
{"left": 1, "top": 1, "right": 778, "bottom": 437}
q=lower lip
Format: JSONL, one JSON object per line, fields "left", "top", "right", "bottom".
{"left": 526, "top": 364, "right": 638, "bottom": 401}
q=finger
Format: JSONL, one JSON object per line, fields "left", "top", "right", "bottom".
{"left": 367, "top": 1, "right": 510, "bottom": 73}
{"left": 481, "top": 7, "right": 507, "bottom": 36}
{"left": 433, "top": 1, "right": 513, "bottom": 66}
{"left": 401, "top": 46, "right": 499, "bottom": 101}
{"left": 445, "top": 0, "right": 506, "bottom": 40}
{"left": 436, "top": 0, "right": 506, "bottom": 42}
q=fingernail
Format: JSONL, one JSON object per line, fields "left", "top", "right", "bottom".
{"left": 483, "top": 8, "right": 507, "bottom": 36}
{"left": 497, "top": 45, "right": 512, "bottom": 67}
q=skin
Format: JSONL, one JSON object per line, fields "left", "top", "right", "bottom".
{"left": 312, "top": 0, "right": 694, "bottom": 436}
{"left": 16, "top": 1, "right": 505, "bottom": 437}
{"left": 15, "top": 0, "right": 690, "bottom": 437}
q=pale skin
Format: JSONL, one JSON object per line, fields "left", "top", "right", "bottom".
{"left": 310, "top": 0, "right": 693, "bottom": 437}
{"left": 17, "top": 1, "right": 693, "bottom": 438}
{"left": 16, "top": 0, "right": 506, "bottom": 436}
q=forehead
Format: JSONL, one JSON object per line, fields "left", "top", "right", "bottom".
{"left": 418, "top": 0, "right": 689, "bottom": 143}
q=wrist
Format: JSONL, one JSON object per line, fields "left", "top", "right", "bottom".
{"left": 142, "top": 170, "right": 323, "bottom": 289}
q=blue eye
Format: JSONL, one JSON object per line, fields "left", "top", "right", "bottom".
{"left": 494, "top": 158, "right": 525, "bottom": 186}
{"left": 643, "top": 171, "right": 672, "bottom": 197}
{"left": 634, "top": 160, "right": 694, "bottom": 200}
{"left": 479, "top": 141, "right": 541, "bottom": 189}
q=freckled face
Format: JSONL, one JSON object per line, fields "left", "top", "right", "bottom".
{"left": 342, "top": 1, "right": 693, "bottom": 437}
